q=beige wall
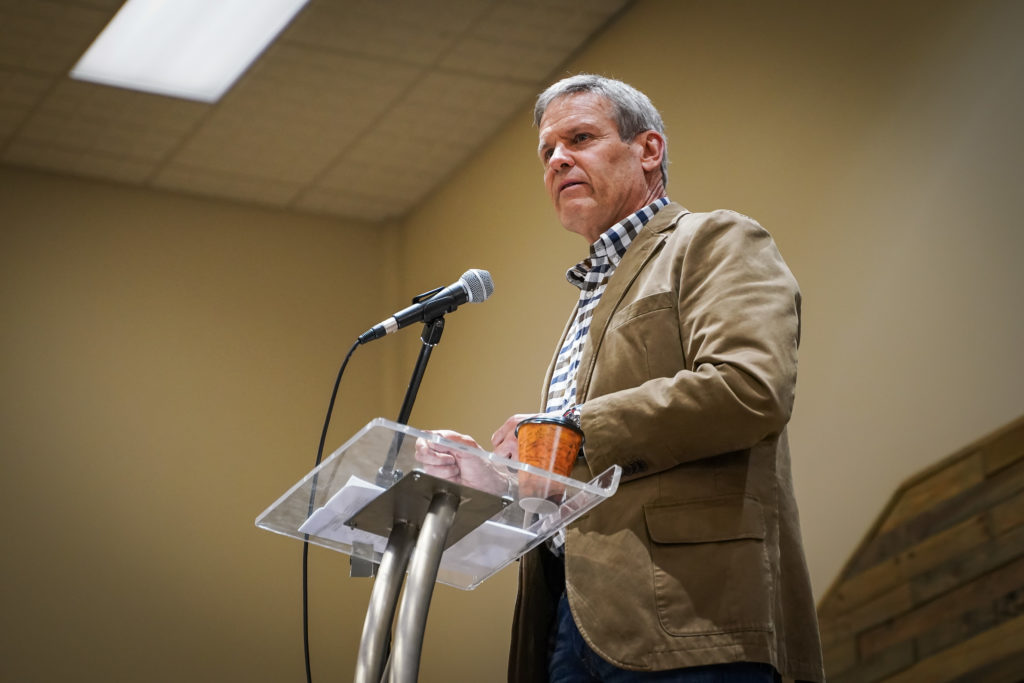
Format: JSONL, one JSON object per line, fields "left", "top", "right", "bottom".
{"left": 2, "top": 0, "right": 1023, "bottom": 681}
{"left": 402, "top": 0, "right": 1024, "bottom": 678}
{"left": 0, "top": 166, "right": 403, "bottom": 679}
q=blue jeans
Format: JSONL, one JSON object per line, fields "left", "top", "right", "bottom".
{"left": 549, "top": 593, "right": 781, "bottom": 683}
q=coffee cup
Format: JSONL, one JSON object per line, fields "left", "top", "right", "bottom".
{"left": 515, "top": 416, "right": 584, "bottom": 511}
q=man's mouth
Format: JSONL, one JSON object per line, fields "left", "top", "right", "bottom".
{"left": 559, "top": 181, "right": 585, "bottom": 193}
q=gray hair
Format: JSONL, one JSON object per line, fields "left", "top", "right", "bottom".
{"left": 534, "top": 74, "right": 668, "bottom": 187}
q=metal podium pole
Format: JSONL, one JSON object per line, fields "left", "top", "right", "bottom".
{"left": 391, "top": 490, "right": 460, "bottom": 683}
{"left": 345, "top": 470, "right": 507, "bottom": 683}
{"left": 353, "top": 521, "right": 417, "bottom": 683}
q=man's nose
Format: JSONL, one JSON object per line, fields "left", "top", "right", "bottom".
{"left": 547, "top": 144, "right": 573, "bottom": 170}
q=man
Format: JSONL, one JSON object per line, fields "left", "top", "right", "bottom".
{"left": 417, "top": 74, "right": 824, "bottom": 682}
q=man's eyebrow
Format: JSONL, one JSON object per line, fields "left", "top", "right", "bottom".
{"left": 537, "top": 124, "right": 593, "bottom": 154}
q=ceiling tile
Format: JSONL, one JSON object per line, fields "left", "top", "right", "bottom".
{"left": 0, "top": 65, "right": 51, "bottom": 108}
{"left": 11, "top": 79, "right": 208, "bottom": 165}
{"left": 0, "top": 0, "right": 110, "bottom": 74}
{"left": 294, "top": 187, "right": 411, "bottom": 223}
{"left": 283, "top": 0, "right": 487, "bottom": 66}
{"left": 3, "top": 136, "right": 155, "bottom": 183}
{"left": 164, "top": 44, "right": 422, "bottom": 184}
{"left": 311, "top": 72, "right": 534, "bottom": 206}
{"left": 153, "top": 164, "right": 302, "bottom": 209}
{"left": 440, "top": 36, "right": 576, "bottom": 81}
{"left": 0, "top": 66, "right": 51, "bottom": 139}
{"left": 439, "top": 1, "right": 630, "bottom": 95}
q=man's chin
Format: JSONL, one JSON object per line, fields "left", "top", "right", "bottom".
{"left": 556, "top": 198, "right": 596, "bottom": 224}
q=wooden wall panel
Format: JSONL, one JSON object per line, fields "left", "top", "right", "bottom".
{"left": 817, "top": 414, "right": 1024, "bottom": 682}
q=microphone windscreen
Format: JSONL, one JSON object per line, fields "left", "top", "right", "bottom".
{"left": 460, "top": 269, "right": 494, "bottom": 303}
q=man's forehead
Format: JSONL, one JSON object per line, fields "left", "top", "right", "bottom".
{"left": 540, "top": 92, "right": 613, "bottom": 124}
{"left": 538, "top": 93, "right": 615, "bottom": 141}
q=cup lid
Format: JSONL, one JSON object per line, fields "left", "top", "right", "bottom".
{"left": 514, "top": 415, "right": 584, "bottom": 439}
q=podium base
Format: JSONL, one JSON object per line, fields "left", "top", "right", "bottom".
{"left": 347, "top": 471, "right": 510, "bottom": 550}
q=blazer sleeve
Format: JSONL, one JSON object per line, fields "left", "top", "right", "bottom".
{"left": 580, "top": 210, "right": 801, "bottom": 478}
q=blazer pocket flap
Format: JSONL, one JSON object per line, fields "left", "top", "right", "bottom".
{"left": 610, "top": 290, "right": 676, "bottom": 329}
{"left": 644, "top": 494, "right": 766, "bottom": 544}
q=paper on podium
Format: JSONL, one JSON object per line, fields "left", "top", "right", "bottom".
{"left": 298, "top": 475, "right": 390, "bottom": 554}
{"left": 441, "top": 519, "right": 534, "bottom": 577}
{"left": 298, "top": 474, "right": 537, "bottom": 578}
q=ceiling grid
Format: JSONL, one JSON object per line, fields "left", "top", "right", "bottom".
{"left": 0, "top": 0, "right": 631, "bottom": 223}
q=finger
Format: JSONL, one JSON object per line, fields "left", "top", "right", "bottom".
{"left": 413, "top": 447, "right": 457, "bottom": 469}
{"left": 432, "top": 430, "right": 482, "bottom": 452}
{"left": 494, "top": 438, "right": 518, "bottom": 461}
{"left": 414, "top": 437, "right": 445, "bottom": 462}
{"left": 415, "top": 450, "right": 453, "bottom": 466}
{"left": 491, "top": 413, "right": 527, "bottom": 449}
{"left": 418, "top": 462, "right": 460, "bottom": 481}
{"left": 414, "top": 437, "right": 461, "bottom": 467}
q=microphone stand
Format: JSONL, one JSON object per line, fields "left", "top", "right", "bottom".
{"left": 377, "top": 315, "right": 445, "bottom": 486}
{"left": 396, "top": 316, "right": 445, "bottom": 427}
{"left": 352, "top": 316, "right": 448, "bottom": 581}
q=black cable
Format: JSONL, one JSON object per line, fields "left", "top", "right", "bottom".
{"left": 303, "top": 338, "right": 361, "bottom": 683}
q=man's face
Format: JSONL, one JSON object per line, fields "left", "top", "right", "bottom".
{"left": 538, "top": 92, "right": 654, "bottom": 243}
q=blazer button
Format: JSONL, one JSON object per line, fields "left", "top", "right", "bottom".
{"left": 624, "top": 459, "right": 647, "bottom": 476}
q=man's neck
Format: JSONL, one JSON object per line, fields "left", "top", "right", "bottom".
{"left": 578, "top": 181, "right": 666, "bottom": 245}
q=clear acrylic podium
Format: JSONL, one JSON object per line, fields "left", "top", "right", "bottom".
{"left": 256, "top": 418, "right": 621, "bottom": 682}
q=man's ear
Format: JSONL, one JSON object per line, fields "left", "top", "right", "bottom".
{"left": 636, "top": 130, "right": 665, "bottom": 174}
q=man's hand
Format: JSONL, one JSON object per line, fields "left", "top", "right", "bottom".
{"left": 413, "top": 429, "right": 511, "bottom": 496}
{"left": 490, "top": 413, "right": 547, "bottom": 461}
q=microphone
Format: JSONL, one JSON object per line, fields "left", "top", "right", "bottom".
{"left": 357, "top": 269, "right": 494, "bottom": 344}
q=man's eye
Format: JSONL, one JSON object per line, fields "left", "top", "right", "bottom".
{"left": 573, "top": 133, "right": 591, "bottom": 143}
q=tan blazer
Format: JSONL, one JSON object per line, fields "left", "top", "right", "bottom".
{"left": 509, "top": 203, "right": 825, "bottom": 682}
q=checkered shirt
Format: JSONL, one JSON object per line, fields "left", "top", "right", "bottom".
{"left": 545, "top": 197, "right": 669, "bottom": 415}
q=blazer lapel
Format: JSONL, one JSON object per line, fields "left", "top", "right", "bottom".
{"left": 575, "top": 204, "right": 689, "bottom": 402}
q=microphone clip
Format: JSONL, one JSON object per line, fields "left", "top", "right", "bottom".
{"left": 411, "top": 285, "right": 445, "bottom": 304}
{"left": 412, "top": 287, "right": 448, "bottom": 346}
{"left": 420, "top": 315, "right": 445, "bottom": 346}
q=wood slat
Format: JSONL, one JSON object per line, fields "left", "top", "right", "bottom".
{"left": 828, "top": 641, "right": 915, "bottom": 683}
{"left": 858, "top": 554, "right": 1024, "bottom": 659}
{"left": 821, "top": 638, "right": 858, "bottom": 678}
{"left": 982, "top": 420, "right": 1024, "bottom": 475}
{"left": 823, "top": 513, "right": 991, "bottom": 614}
{"left": 914, "top": 598, "right": 998, "bottom": 659}
{"left": 819, "top": 584, "right": 912, "bottom": 643}
{"left": 946, "top": 646, "right": 1024, "bottom": 683}
{"left": 880, "top": 613, "right": 1024, "bottom": 683}
{"left": 910, "top": 521, "right": 1024, "bottom": 605}
{"left": 844, "top": 458, "right": 1024, "bottom": 577}
{"left": 919, "top": 577, "right": 1024, "bottom": 659}
{"left": 991, "top": 485, "right": 1024, "bottom": 535}
{"left": 880, "top": 451, "right": 985, "bottom": 533}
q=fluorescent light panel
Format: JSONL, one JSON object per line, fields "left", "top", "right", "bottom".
{"left": 71, "top": 0, "right": 309, "bottom": 103}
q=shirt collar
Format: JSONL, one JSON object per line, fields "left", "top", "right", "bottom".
{"left": 567, "top": 197, "right": 669, "bottom": 289}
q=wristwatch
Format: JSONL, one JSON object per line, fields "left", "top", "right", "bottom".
{"left": 562, "top": 404, "right": 581, "bottom": 429}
